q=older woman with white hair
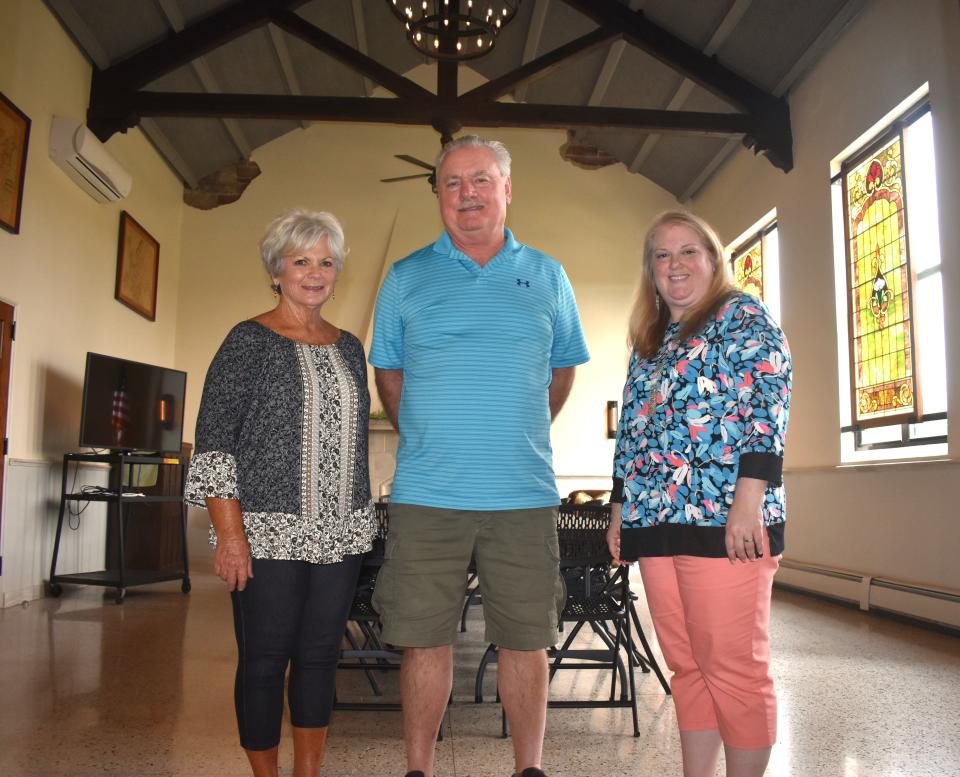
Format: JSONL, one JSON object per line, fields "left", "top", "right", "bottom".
{"left": 186, "top": 209, "right": 377, "bottom": 777}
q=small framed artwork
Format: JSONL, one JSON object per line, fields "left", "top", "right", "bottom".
{"left": 0, "top": 92, "right": 31, "bottom": 234}
{"left": 115, "top": 211, "right": 160, "bottom": 321}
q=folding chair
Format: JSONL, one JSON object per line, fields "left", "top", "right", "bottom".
{"left": 460, "top": 552, "right": 480, "bottom": 632}
{"left": 475, "top": 503, "right": 669, "bottom": 737}
{"left": 334, "top": 503, "right": 449, "bottom": 738}
{"left": 335, "top": 502, "right": 402, "bottom": 711}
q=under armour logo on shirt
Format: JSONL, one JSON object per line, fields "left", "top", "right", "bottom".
{"left": 516, "top": 278, "right": 530, "bottom": 287}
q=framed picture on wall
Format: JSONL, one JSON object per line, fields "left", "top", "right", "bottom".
{"left": 115, "top": 211, "right": 160, "bottom": 321}
{"left": 0, "top": 92, "right": 31, "bottom": 234}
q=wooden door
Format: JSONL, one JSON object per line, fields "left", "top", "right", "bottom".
{"left": 0, "top": 300, "right": 14, "bottom": 577}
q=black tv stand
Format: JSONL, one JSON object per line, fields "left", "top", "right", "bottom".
{"left": 49, "top": 451, "right": 191, "bottom": 604}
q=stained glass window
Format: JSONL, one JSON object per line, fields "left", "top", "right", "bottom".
{"left": 834, "top": 102, "right": 947, "bottom": 458}
{"left": 842, "top": 132, "right": 916, "bottom": 426}
{"left": 731, "top": 237, "right": 764, "bottom": 300}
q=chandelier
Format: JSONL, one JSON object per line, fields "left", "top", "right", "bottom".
{"left": 387, "top": 1, "right": 522, "bottom": 61}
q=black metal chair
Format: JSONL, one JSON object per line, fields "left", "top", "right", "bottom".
{"left": 460, "top": 552, "right": 480, "bottom": 632}
{"left": 335, "top": 502, "right": 403, "bottom": 711}
{"left": 474, "top": 503, "right": 669, "bottom": 737}
{"left": 334, "top": 502, "right": 448, "bottom": 737}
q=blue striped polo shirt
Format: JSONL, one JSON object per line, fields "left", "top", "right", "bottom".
{"left": 369, "top": 229, "right": 590, "bottom": 510}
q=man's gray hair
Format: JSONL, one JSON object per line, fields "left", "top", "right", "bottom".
{"left": 434, "top": 135, "right": 512, "bottom": 177}
{"left": 259, "top": 209, "right": 347, "bottom": 276}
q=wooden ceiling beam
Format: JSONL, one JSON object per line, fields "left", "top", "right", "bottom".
{"left": 122, "top": 91, "right": 759, "bottom": 137}
{"left": 349, "top": 0, "right": 373, "bottom": 97}
{"left": 559, "top": 0, "right": 792, "bottom": 170}
{"left": 126, "top": 93, "right": 425, "bottom": 123}
{"left": 89, "top": 0, "right": 311, "bottom": 139}
{"left": 513, "top": 0, "right": 551, "bottom": 103}
{"left": 460, "top": 27, "right": 621, "bottom": 105}
{"left": 435, "top": 58, "right": 461, "bottom": 143}
{"left": 155, "top": 0, "right": 252, "bottom": 159}
{"left": 460, "top": 103, "right": 757, "bottom": 135}
{"left": 85, "top": 0, "right": 794, "bottom": 172}
{"left": 265, "top": 24, "right": 311, "bottom": 129}
{"left": 270, "top": 11, "right": 434, "bottom": 102}
{"left": 629, "top": 0, "right": 754, "bottom": 173}
{"left": 560, "top": 0, "right": 767, "bottom": 112}
{"left": 587, "top": 0, "right": 644, "bottom": 106}
{"left": 92, "top": 0, "right": 310, "bottom": 94}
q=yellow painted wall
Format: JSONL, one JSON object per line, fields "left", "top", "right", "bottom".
{"left": 175, "top": 119, "right": 676, "bottom": 480}
{"left": 0, "top": 0, "right": 184, "bottom": 461}
{"left": 691, "top": 0, "right": 960, "bottom": 619}
{"left": 0, "top": 1, "right": 184, "bottom": 603}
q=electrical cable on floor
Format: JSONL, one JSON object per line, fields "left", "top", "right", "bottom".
{"left": 67, "top": 458, "right": 89, "bottom": 530}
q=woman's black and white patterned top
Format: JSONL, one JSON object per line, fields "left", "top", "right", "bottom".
{"left": 185, "top": 321, "right": 376, "bottom": 564}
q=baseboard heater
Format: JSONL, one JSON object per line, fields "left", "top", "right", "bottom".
{"left": 776, "top": 559, "right": 960, "bottom": 628}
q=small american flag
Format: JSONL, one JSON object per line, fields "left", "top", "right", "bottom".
{"left": 111, "top": 379, "right": 130, "bottom": 446}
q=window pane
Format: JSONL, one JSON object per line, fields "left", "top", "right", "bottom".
{"left": 763, "top": 227, "right": 781, "bottom": 323}
{"left": 859, "top": 424, "right": 902, "bottom": 445}
{"left": 904, "top": 112, "right": 941, "bottom": 274}
{"left": 909, "top": 418, "right": 947, "bottom": 439}
{"left": 732, "top": 238, "right": 764, "bottom": 300}
{"left": 915, "top": 274, "right": 947, "bottom": 414}
{"left": 844, "top": 134, "right": 917, "bottom": 423}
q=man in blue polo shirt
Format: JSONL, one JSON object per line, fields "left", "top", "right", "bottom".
{"left": 369, "top": 135, "right": 589, "bottom": 777}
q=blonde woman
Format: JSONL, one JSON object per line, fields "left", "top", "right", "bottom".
{"left": 608, "top": 211, "right": 792, "bottom": 777}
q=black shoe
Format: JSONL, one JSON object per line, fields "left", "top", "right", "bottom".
{"left": 405, "top": 772, "right": 426, "bottom": 777}
{"left": 513, "top": 770, "right": 549, "bottom": 777}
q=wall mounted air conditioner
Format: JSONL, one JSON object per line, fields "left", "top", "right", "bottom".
{"left": 49, "top": 117, "right": 133, "bottom": 203}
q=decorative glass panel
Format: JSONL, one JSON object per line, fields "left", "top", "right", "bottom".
{"left": 844, "top": 133, "right": 916, "bottom": 424}
{"left": 731, "top": 237, "right": 764, "bottom": 300}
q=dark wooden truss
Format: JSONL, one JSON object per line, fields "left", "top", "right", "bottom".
{"left": 87, "top": 0, "right": 793, "bottom": 172}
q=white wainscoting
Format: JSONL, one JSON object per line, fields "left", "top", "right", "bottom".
{"left": 776, "top": 562, "right": 960, "bottom": 630}
{"left": 1, "top": 459, "right": 108, "bottom": 608}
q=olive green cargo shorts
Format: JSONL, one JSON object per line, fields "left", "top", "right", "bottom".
{"left": 372, "top": 503, "right": 564, "bottom": 650}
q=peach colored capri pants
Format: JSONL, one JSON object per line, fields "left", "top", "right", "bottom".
{"left": 637, "top": 532, "right": 780, "bottom": 749}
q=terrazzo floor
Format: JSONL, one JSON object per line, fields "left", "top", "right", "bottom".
{"left": 1, "top": 513, "right": 957, "bottom": 777}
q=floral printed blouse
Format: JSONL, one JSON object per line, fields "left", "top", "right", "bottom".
{"left": 612, "top": 292, "right": 792, "bottom": 559}
{"left": 185, "top": 321, "right": 377, "bottom": 564}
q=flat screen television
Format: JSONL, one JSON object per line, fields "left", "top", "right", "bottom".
{"left": 79, "top": 352, "right": 187, "bottom": 453}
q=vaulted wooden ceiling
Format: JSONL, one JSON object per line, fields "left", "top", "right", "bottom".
{"left": 44, "top": 0, "right": 868, "bottom": 200}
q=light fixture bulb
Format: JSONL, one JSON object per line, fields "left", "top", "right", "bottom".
{"left": 387, "top": 0, "right": 521, "bottom": 61}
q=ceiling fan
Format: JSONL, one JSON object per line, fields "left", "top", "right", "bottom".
{"left": 381, "top": 154, "right": 437, "bottom": 192}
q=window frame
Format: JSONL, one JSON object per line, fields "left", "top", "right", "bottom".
{"left": 729, "top": 220, "right": 777, "bottom": 303}
{"left": 833, "top": 100, "right": 946, "bottom": 452}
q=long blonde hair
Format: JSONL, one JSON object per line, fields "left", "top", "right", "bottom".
{"left": 627, "top": 210, "right": 737, "bottom": 357}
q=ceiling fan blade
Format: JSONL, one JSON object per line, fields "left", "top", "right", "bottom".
{"left": 395, "top": 154, "right": 434, "bottom": 171}
{"left": 380, "top": 173, "right": 433, "bottom": 183}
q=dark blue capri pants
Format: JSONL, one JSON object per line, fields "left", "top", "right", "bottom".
{"left": 230, "top": 555, "right": 362, "bottom": 750}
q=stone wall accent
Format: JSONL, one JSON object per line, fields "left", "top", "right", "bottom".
{"left": 558, "top": 131, "right": 619, "bottom": 170}
{"left": 183, "top": 159, "right": 261, "bottom": 210}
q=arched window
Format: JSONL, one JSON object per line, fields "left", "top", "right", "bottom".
{"left": 727, "top": 213, "right": 780, "bottom": 324}
{"left": 842, "top": 133, "right": 914, "bottom": 425}
{"left": 833, "top": 101, "right": 947, "bottom": 457}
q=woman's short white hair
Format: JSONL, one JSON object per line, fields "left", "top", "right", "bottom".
{"left": 434, "top": 135, "right": 512, "bottom": 176}
{"left": 259, "top": 209, "right": 347, "bottom": 276}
